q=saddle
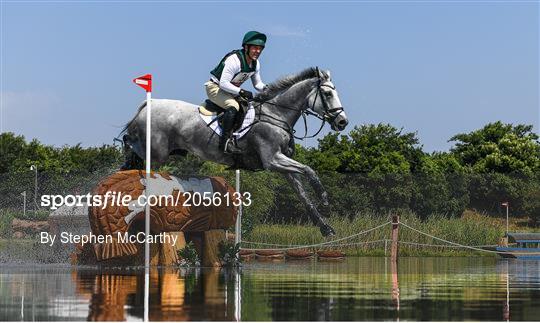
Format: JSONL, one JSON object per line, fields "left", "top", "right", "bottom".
{"left": 199, "top": 99, "right": 224, "bottom": 116}
{"left": 198, "top": 99, "right": 248, "bottom": 133}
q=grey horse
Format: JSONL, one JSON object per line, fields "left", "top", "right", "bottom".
{"left": 120, "top": 67, "right": 349, "bottom": 236}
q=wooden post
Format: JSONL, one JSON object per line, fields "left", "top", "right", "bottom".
{"left": 203, "top": 229, "right": 226, "bottom": 267}
{"left": 391, "top": 215, "right": 399, "bottom": 262}
{"left": 150, "top": 241, "right": 160, "bottom": 266}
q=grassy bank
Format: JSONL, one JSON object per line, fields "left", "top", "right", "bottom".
{"left": 243, "top": 210, "right": 534, "bottom": 257}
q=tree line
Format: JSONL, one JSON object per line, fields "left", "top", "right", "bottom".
{"left": 1, "top": 121, "right": 539, "bottom": 225}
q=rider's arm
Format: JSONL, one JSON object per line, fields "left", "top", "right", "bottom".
{"left": 251, "top": 61, "right": 266, "bottom": 92}
{"left": 218, "top": 55, "right": 242, "bottom": 95}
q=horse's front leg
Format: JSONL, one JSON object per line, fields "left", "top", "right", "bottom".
{"left": 267, "top": 152, "right": 329, "bottom": 206}
{"left": 264, "top": 152, "right": 334, "bottom": 236}
{"left": 285, "top": 173, "right": 335, "bottom": 237}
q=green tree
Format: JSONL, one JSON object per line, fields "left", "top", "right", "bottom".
{"left": 314, "top": 124, "right": 424, "bottom": 174}
{"left": 450, "top": 121, "right": 540, "bottom": 174}
{"left": 0, "top": 132, "right": 30, "bottom": 173}
{"left": 0, "top": 132, "right": 123, "bottom": 174}
{"left": 0, "top": 133, "right": 123, "bottom": 210}
{"left": 295, "top": 125, "right": 428, "bottom": 218}
{"left": 410, "top": 153, "right": 469, "bottom": 218}
{"left": 449, "top": 122, "right": 540, "bottom": 217}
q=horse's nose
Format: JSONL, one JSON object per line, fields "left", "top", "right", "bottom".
{"left": 336, "top": 118, "right": 348, "bottom": 131}
{"left": 332, "top": 111, "right": 348, "bottom": 131}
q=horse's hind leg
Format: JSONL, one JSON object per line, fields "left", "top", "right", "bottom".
{"left": 120, "top": 151, "right": 144, "bottom": 170}
{"left": 120, "top": 135, "right": 144, "bottom": 170}
{"left": 285, "top": 173, "right": 335, "bottom": 237}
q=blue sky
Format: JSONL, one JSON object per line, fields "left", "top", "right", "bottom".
{"left": 1, "top": 1, "right": 538, "bottom": 152}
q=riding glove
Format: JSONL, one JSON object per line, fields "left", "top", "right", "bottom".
{"left": 239, "top": 89, "right": 254, "bottom": 101}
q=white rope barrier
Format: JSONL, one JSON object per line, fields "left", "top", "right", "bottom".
{"left": 399, "top": 221, "right": 529, "bottom": 255}
{"left": 321, "top": 239, "right": 388, "bottom": 248}
{"left": 238, "top": 219, "right": 514, "bottom": 255}
{"left": 398, "top": 241, "right": 497, "bottom": 249}
{"left": 241, "top": 239, "right": 388, "bottom": 249}
{"left": 241, "top": 241, "right": 304, "bottom": 247}
{"left": 240, "top": 221, "right": 391, "bottom": 251}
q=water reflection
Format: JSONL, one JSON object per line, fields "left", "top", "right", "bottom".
{"left": 74, "top": 267, "right": 239, "bottom": 321}
{"left": 391, "top": 259, "right": 400, "bottom": 313}
{"left": 503, "top": 260, "right": 509, "bottom": 322}
{"left": 1, "top": 257, "right": 540, "bottom": 321}
{"left": 0, "top": 266, "right": 239, "bottom": 321}
{"left": 239, "top": 257, "right": 540, "bottom": 321}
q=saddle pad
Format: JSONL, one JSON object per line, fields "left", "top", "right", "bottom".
{"left": 199, "top": 103, "right": 255, "bottom": 139}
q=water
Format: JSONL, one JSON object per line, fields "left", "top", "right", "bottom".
{"left": 1, "top": 257, "right": 539, "bottom": 321}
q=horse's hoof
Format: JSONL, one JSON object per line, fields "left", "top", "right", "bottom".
{"left": 320, "top": 226, "right": 336, "bottom": 237}
{"left": 321, "top": 192, "right": 329, "bottom": 206}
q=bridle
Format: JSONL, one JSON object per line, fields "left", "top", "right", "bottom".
{"left": 252, "top": 70, "right": 344, "bottom": 140}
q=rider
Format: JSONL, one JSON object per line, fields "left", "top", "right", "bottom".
{"left": 206, "top": 30, "right": 267, "bottom": 154}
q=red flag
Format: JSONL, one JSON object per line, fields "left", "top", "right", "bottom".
{"left": 133, "top": 74, "right": 152, "bottom": 92}
{"left": 501, "top": 202, "right": 509, "bottom": 206}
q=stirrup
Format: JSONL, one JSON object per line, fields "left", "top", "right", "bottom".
{"left": 224, "top": 138, "right": 242, "bottom": 154}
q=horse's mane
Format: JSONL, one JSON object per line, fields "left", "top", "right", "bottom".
{"left": 256, "top": 67, "right": 329, "bottom": 101}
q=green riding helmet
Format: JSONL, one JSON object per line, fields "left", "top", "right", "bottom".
{"left": 242, "top": 31, "right": 267, "bottom": 47}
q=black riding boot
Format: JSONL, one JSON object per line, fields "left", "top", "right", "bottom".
{"left": 219, "top": 107, "right": 242, "bottom": 154}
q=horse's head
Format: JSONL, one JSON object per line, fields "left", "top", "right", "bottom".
{"left": 307, "top": 69, "right": 349, "bottom": 131}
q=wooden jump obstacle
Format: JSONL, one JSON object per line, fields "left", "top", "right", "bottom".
{"left": 71, "top": 170, "right": 238, "bottom": 267}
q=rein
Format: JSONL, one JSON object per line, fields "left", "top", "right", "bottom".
{"left": 251, "top": 77, "right": 343, "bottom": 140}
{"left": 256, "top": 101, "right": 325, "bottom": 140}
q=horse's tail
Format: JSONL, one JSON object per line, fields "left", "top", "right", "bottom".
{"left": 116, "top": 100, "right": 148, "bottom": 166}
{"left": 119, "top": 100, "right": 147, "bottom": 136}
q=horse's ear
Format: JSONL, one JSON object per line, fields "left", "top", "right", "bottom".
{"left": 315, "top": 66, "right": 321, "bottom": 78}
{"left": 325, "top": 70, "right": 331, "bottom": 80}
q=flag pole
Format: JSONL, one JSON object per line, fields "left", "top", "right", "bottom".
{"left": 235, "top": 169, "right": 241, "bottom": 246}
{"left": 235, "top": 169, "right": 241, "bottom": 322}
{"left": 133, "top": 74, "right": 152, "bottom": 322}
{"left": 144, "top": 89, "right": 151, "bottom": 322}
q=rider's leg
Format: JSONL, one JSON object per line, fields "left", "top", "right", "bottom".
{"left": 219, "top": 107, "right": 242, "bottom": 154}
{"left": 205, "top": 81, "right": 239, "bottom": 110}
{"left": 204, "top": 81, "right": 242, "bottom": 153}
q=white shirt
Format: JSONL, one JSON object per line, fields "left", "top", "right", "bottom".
{"left": 210, "top": 54, "right": 266, "bottom": 95}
